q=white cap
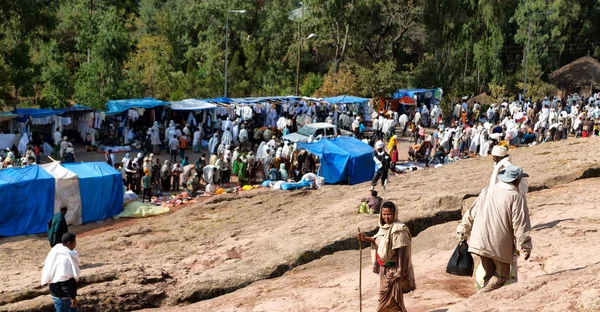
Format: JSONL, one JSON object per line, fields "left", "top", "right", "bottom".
{"left": 491, "top": 145, "right": 508, "bottom": 157}
{"left": 375, "top": 140, "right": 385, "bottom": 149}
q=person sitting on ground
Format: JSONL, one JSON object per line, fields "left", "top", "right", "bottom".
{"left": 41, "top": 232, "right": 80, "bottom": 312}
{"left": 279, "top": 163, "right": 289, "bottom": 181}
{"left": 362, "top": 190, "right": 383, "bottom": 214}
{"left": 59, "top": 136, "right": 69, "bottom": 159}
{"left": 267, "top": 165, "right": 282, "bottom": 181}
{"left": 48, "top": 206, "right": 68, "bottom": 248}
{"left": 432, "top": 146, "right": 447, "bottom": 165}
{"left": 181, "top": 155, "right": 189, "bottom": 167}
{"left": 62, "top": 143, "right": 75, "bottom": 163}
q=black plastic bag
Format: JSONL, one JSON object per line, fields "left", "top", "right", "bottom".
{"left": 446, "top": 241, "right": 474, "bottom": 276}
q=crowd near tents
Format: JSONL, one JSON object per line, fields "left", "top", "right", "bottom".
{"left": 0, "top": 162, "right": 123, "bottom": 237}
{"left": 0, "top": 91, "right": 443, "bottom": 237}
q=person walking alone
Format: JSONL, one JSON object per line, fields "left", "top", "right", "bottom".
{"left": 47, "top": 207, "right": 68, "bottom": 248}
{"left": 457, "top": 166, "right": 532, "bottom": 292}
{"left": 41, "top": 233, "right": 80, "bottom": 312}
{"left": 372, "top": 140, "right": 391, "bottom": 191}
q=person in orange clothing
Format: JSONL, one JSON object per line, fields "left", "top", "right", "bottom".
{"left": 178, "top": 133, "right": 188, "bottom": 160}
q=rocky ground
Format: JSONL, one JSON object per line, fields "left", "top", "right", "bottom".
{"left": 1, "top": 137, "right": 600, "bottom": 311}
{"left": 154, "top": 177, "right": 600, "bottom": 312}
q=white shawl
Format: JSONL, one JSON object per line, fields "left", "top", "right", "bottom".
{"left": 41, "top": 244, "right": 80, "bottom": 286}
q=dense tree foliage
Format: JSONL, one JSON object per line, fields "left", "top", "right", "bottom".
{"left": 0, "top": 0, "right": 598, "bottom": 109}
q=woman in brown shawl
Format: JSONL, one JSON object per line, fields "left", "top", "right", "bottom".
{"left": 357, "top": 201, "right": 416, "bottom": 312}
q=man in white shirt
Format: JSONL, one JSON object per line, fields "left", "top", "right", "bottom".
{"left": 53, "top": 128, "right": 62, "bottom": 158}
{"left": 169, "top": 135, "right": 179, "bottom": 163}
{"left": 41, "top": 232, "right": 80, "bottom": 312}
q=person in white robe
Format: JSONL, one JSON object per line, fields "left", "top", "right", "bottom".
{"left": 457, "top": 166, "right": 532, "bottom": 292}
{"left": 221, "top": 128, "right": 233, "bottom": 147}
{"left": 208, "top": 134, "right": 219, "bottom": 156}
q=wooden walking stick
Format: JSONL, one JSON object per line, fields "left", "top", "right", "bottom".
{"left": 358, "top": 227, "right": 362, "bottom": 312}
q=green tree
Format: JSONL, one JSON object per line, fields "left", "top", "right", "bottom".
{"left": 38, "top": 40, "right": 71, "bottom": 108}
{"left": 300, "top": 73, "right": 324, "bottom": 96}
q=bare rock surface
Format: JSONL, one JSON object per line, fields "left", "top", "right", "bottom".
{"left": 1, "top": 138, "right": 600, "bottom": 311}
{"left": 146, "top": 177, "right": 600, "bottom": 312}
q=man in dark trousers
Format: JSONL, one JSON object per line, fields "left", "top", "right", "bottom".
{"left": 371, "top": 140, "right": 391, "bottom": 191}
{"left": 48, "top": 207, "right": 68, "bottom": 248}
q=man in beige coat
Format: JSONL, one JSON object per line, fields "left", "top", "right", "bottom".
{"left": 457, "top": 166, "right": 532, "bottom": 292}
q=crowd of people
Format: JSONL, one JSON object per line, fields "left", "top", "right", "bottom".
{"left": 37, "top": 92, "right": 599, "bottom": 311}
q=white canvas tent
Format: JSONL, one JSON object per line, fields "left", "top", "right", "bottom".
{"left": 41, "top": 162, "right": 83, "bottom": 225}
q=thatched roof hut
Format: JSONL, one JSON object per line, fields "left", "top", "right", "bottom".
{"left": 550, "top": 54, "right": 600, "bottom": 95}
{"left": 466, "top": 92, "right": 494, "bottom": 106}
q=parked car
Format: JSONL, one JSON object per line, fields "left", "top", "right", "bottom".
{"left": 282, "top": 123, "right": 354, "bottom": 143}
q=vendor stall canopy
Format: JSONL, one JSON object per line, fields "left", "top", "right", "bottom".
{"left": 105, "top": 97, "right": 168, "bottom": 115}
{"left": 321, "top": 95, "right": 370, "bottom": 104}
{"left": 297, "top": 137, "right": 375, "bottom": 185}
{"left": 230, "top": 95, "right": 301, "bottom": 104}
{"left": 13, "top": 104, "right": 93, "bottom": 119}
{"left": 392, "top": 88, "right": 443, "bottom": 105}
{"left": 170, "top": 99, "right": 217, "bottom": 111}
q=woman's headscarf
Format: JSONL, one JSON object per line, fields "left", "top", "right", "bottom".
{"left": 372, "top": 202, "right": 412, "bottom": 263}
{"left": 161, "top": 160, "right": 171, "bottom": 174}
{"left": 279, "top": 163, "right": 288, "bottom": 180}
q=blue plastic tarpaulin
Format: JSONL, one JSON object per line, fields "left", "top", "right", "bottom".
{"left": 297, "top": 137, "right": 374, "bottom": 185}
{"left": 329, "top": 137, "right": 375, "bottom": 185}
{"left": 391, "top": 88, "right": 443, "bottom": 101}
{"left": 205, "top": 97, "right": 235, "bottom": 103}
{"left": 0, "top": 166, "right": 55, "bottom": 236}
{"left": 14, "top": 108, "right": 67, "bottom": 118}
{"left": 322, "top": 95, "right": 370, "bottom": 104}
{"left": 105, "top": 98, "right": 167, "bottom": 115}
{"left": 63, "top": 162, "right": 123, "bottom": 224}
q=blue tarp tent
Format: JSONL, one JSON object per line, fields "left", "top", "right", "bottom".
{"left": 63, "top": 162, "right": 123, "bottom": 223}
{"left": 392, "top": 88, "right": 443, "bottom": 103}
{"left": 205, "top": 97, "right": 235, "bottom": 103}
{"left": 0, "top": 166, "right": 55, "bottom": 236}
{"left": 297, "top": 137, "right": 374, "bottom": 185}
{"left": 105, "top": 98, "right": 167, "bottom": 115}
{"left": 329, "top": 137, "right": 375, "bottom": 185}
{"left": 322, "top": 95, "right": 370, "bottom": 104}
{"left": 14, "top": 108, "right": 67, "bottom": 118}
